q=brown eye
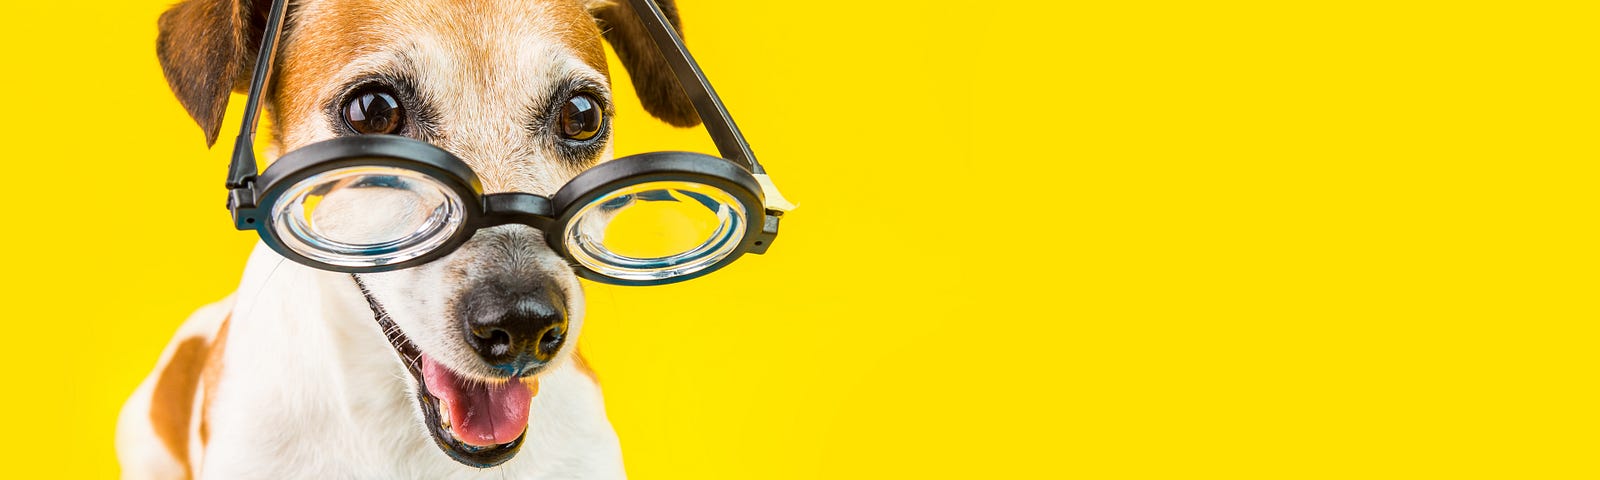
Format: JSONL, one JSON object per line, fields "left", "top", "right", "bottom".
{"left": 559, "top": 94, "right": 603, "bottom": 141}
{"left": 343, "top": 89, "right": 403, "bottom": 135}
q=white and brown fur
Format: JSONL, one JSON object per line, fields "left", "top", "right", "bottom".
{"left": 116, "top": 0, "right": 699, "bottom": 478}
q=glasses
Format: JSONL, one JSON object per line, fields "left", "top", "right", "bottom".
{"left": 222, "top": 0, "right": 791, "bottom": 285}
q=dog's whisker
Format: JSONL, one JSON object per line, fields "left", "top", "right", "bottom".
{"left": 231, "top": 257, "right": 288, "bottom": 325}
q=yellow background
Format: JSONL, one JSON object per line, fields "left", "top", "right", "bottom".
{"left": 1, "top": 0, "right": 1594, "bottom": 478}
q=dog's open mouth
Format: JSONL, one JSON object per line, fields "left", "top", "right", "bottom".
{"left": 370, "top": 298, "right": 534, "bottom": 468}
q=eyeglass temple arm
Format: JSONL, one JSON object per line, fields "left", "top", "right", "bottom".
{"left": 226, "top": 0, "right": 290, "bottom": 192}
{"left": 625, "top": 0, "right": 765, "bottom": 175}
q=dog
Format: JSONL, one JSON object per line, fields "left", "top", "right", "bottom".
{"left": 116, "top": 0, "right": 703, "bottom": 477}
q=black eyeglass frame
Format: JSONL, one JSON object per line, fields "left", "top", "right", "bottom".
{"left": 222, "top": 0, "right": 783, "bottom": 285}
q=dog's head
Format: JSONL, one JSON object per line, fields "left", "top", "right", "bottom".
{"left": 157, "top": 0, "right": 699, "bottom": 467}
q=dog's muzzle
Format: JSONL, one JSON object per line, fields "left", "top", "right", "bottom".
{"left": 356, "top": 276, "right": 537, "bottom": 468}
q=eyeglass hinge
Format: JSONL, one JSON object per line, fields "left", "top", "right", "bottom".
{"left": 749, "top": 213, "right": 780, "bottom": 255}
{"left": 228, "top": 187, "right": 260, "bottom": 231}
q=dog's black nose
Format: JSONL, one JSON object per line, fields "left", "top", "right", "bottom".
{"left": 458, "top": 282, "right": 568, "bottom": 375}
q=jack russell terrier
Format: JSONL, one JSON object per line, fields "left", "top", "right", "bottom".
{"left": 117, "top": 0, "right": 712, "bottom": 477}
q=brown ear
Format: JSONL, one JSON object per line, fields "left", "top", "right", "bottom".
{"left": 156, "top": 0, "right": 272, "bottom": 146}
{"left": 592, "top": 0, "right": 701, "bottom": 127}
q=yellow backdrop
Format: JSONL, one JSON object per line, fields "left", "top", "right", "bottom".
{"left": 1, "top": 0, "right": 1593, "bottom": 478}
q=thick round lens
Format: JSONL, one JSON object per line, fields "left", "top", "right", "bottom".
{"left": 270, "top": 166, "right": 466, "bottom": 268}
{"left": 564, "top": 181, "right": 748, "bottom": 282}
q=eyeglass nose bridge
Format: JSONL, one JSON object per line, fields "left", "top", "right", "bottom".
{"left": 480, "top": 192, "right": 559, "bottom": 230}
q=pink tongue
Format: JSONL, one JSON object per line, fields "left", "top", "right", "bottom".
{"left": 422, "top": 356, "right": 534, "bottom": 447}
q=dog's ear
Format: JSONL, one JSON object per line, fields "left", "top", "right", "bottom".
{"left": 590, "top": 0, "right": 701, "bottom": 127}
{"left": 156, "top": 0, "right": 273, "bottom": 146}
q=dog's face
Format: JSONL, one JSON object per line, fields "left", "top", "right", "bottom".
{"left": 157, "top": 0, "right": 699, "bottom": 467}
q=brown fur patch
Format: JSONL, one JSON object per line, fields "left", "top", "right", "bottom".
{"left": 274, "top": 0, "right": 610, "bottom": 151}
{"left": 150, "top": 337, "right": 207, "bottom": 479}
{"left": 592, "top": 0, "right": 699, "bottom": 126}
{"left": 550, "top": 0, "right": 611, "bottom": 73}
{"left": 199, "top": 315, "right": 231, "bottom": 446}
{"left": 156, "top": 0, "right": 272, "bottom": 145}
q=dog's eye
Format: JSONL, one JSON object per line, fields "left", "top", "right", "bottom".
{"left": 559, "top": 94, "right": 603, "bottom": 141}
{"left": 344, "top": 88, "right": 404, "bottom": 135}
